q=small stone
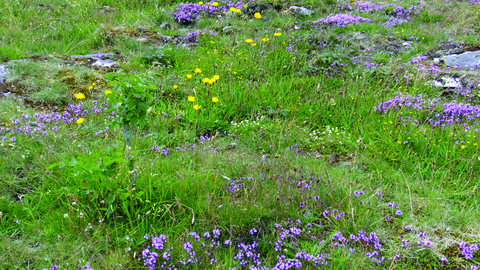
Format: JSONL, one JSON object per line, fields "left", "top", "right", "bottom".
{"left": 287, "top": 6, "right": 313, "bottom": 15}
{"left": 0, "top": 64, "right": 8, "bottom": 83}
{"left": 222, "top": 26, "right": 235, "bottom": 33}
{"left": 161, "top": 35, "right": 173, "bottom": 43}
{"left": 402, "top": 41, "right": 412, "bottom": 48}
{"left": 159, "top": 23, "right": 171, "bottom": 30}
{"left": 92, "top": 59, "right": 116, "bottom": 68}
{"left": 136, "top": 37, "right": 149, "bottom": 43}
{"left": 433, "top": 76, "right": 462, "bottom": 88}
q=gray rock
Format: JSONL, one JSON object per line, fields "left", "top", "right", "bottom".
{"left": 159, "top": 23, "right": 172, "bottom": 30}
{"left": 70, "top": 53, "right": 116, "bottom": 59}
{"left": 222, "top": 26, "right": 235, "bottom": 33}
{"left": 402, "top": 41, "right": 412, "bottom": 48}
{"left": 136, "top": 37, "right": 149, "bottom": 43}
{"left": 0, "top": 91, "right": 11, "bottom": 97}
{"left": 92, "top": 59, "right": 116, "bottom": 68}
{"left": 287, "top": 6, "right": 313, "bottom": 15}
{"left": 0, "top": 64, "right": 8, "bottom": 83}
{"left": 70, "top": 53, "right": 117, "bottom": 68}
{"left": 353, "top": 32, "right": 369, "bottom": 41}
{"left": 161, "top": 35, "right": 173, "bottom": 43}
{"left": 100, "top": 6, "right": 115, "bottom": 14}
{"left": 433, "top": 76, "right": 462, "bottom": 88}
{"left": 441, "top": 50, "right": 480, "bottom": 69}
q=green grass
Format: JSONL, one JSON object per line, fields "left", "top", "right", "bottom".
{"left": 1, "top": 0, "right": 480, "bottom": 269}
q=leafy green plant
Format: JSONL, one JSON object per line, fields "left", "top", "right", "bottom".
{"left": 104, "top": 70, "right": 156, "bottom": 130}
{"left": 104, "top": 70, "right": 157, "bottom": 185}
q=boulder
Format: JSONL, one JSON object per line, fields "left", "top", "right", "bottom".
{"left": 441, "top": 50, "right": 480, "bottom": 69}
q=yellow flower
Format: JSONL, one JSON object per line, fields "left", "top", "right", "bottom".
{"left": 244, "top": 4, "right": 247, "bottom": 8}
{"left": 261, "top": 37, "right": 269, "bottom": 42}
{"left": 212, "top": 97, "right": 219, "bottom": 103}
{"left": 91, "top": 82, "right": 96, "bottom": 86}
{"left": 194, "top": 68, "right": 201, "bottom": 74}
{"left": 274, "top": 32, "right": 282, "bottom": 37}
{"left": 212, "top": 2, "right": 218, "bottom": 6}
{"left": 202, "top": 78, "right": 209, "bottom": 84}
{"left": 74, "top": 93, "right": 86, "bottom": 100}
{"left": 186, "top": 74, "right": 192, "bottom": 79}
{"left": 188, "top": 96, "right": 195, "bottom": 102}
{"left": 235, "top": 8, "right": 241, "bottom": 13}
{"left": 207, "top": 79, "right": 213, "bottom": 85}
{"left": 251, "top": 43, "right": 257, "bottom": 47}
{"left": 254, "top": 12, "right": 261, "bottom": 19}
{"left": 229, "top": 7, "right": 236, "bottom": 12}
{"left": 174, "top": 85, "right": 178, "bottom": 90}
{"left": 76, "top": 118, "right": 85, "bottom": 124}
{"left": 193, "top": 104, "right": 201, "bottom": 110}
{"left": 88, "top": 86, "right": 93, "bottom": 91}
{"left": 461, "top": 145, "right": 466, "bottom": 149}
{"left": 245, "top": 39, "right": 253, "bottom": 43}
{"left": 104, "top": 90, "right": 112, "bottom": 95}
{"left": 213, "top": 75, "right": 220, "bottom": 80}
{"left": 198, "top": 1, "right": 203, "bottom": 5}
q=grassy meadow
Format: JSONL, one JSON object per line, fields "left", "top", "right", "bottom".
{"left": 1, "top": 0, "right": 480, "bottom": 269}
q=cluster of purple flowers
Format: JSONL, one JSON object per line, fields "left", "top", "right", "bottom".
{"left": 43, "top": 264, "right": 92, "bottom": 270}
{"left": 0, "top": 100, "right": 114, "bottom": 143}
{"left": 352, "top": 47, "right": 379, "bottom": 69}
{"left": 382, "top": 5, "right": 419, "bottom": 28}
{"left": 152, "top": 134, "right": 214, "bottom": 156}
{"left": 314, "top": 13, "right": 372, "bottom": 27}
{"left": 226, "top": 178, "right": 246, "bottom": 193}
{"left": 460, "top": 242, "right": 479, "bottom": 260}
{"left": 376, "top": 92, "right": 480, "bottom": 132}
{"left": 340, "top": 1, "right": 391, "bottom": 13}
{"left": 179, "top": 28, "right": 218, "bottom": 43}
{"left": 338, "top": 2, "right": 421, "bottom": 28}
{"left": 173, "top": 1, "right": 244, "bottom": 25}
{"left": 437, "top": 39, "right": 465, "bottom": 48}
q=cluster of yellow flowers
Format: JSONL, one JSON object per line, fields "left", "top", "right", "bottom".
{"left": 185, "top": 68, "right": 220, "bottom": 110}
{"left": 88, "top": 82, "right": 95, "bottom": 92}
{"left": 245, "top": 39, "right": 256, "bottom": 46}
{"left": 74, "top": 82, "right": 98, "bottom": 100}
{"left": 229, "top": 7, "right": 241, "bottom": 13}
{"left": 198, "top": 1, "right": 218, "bottom": 5}
{"left": 245, "top": 33, "right": 280, "bottom": 45}
{"left": 202, "top": 74, "right": 220, "bottom": 85}
{"left": 74, "top": 93, "right": 86, "bottom": 100}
